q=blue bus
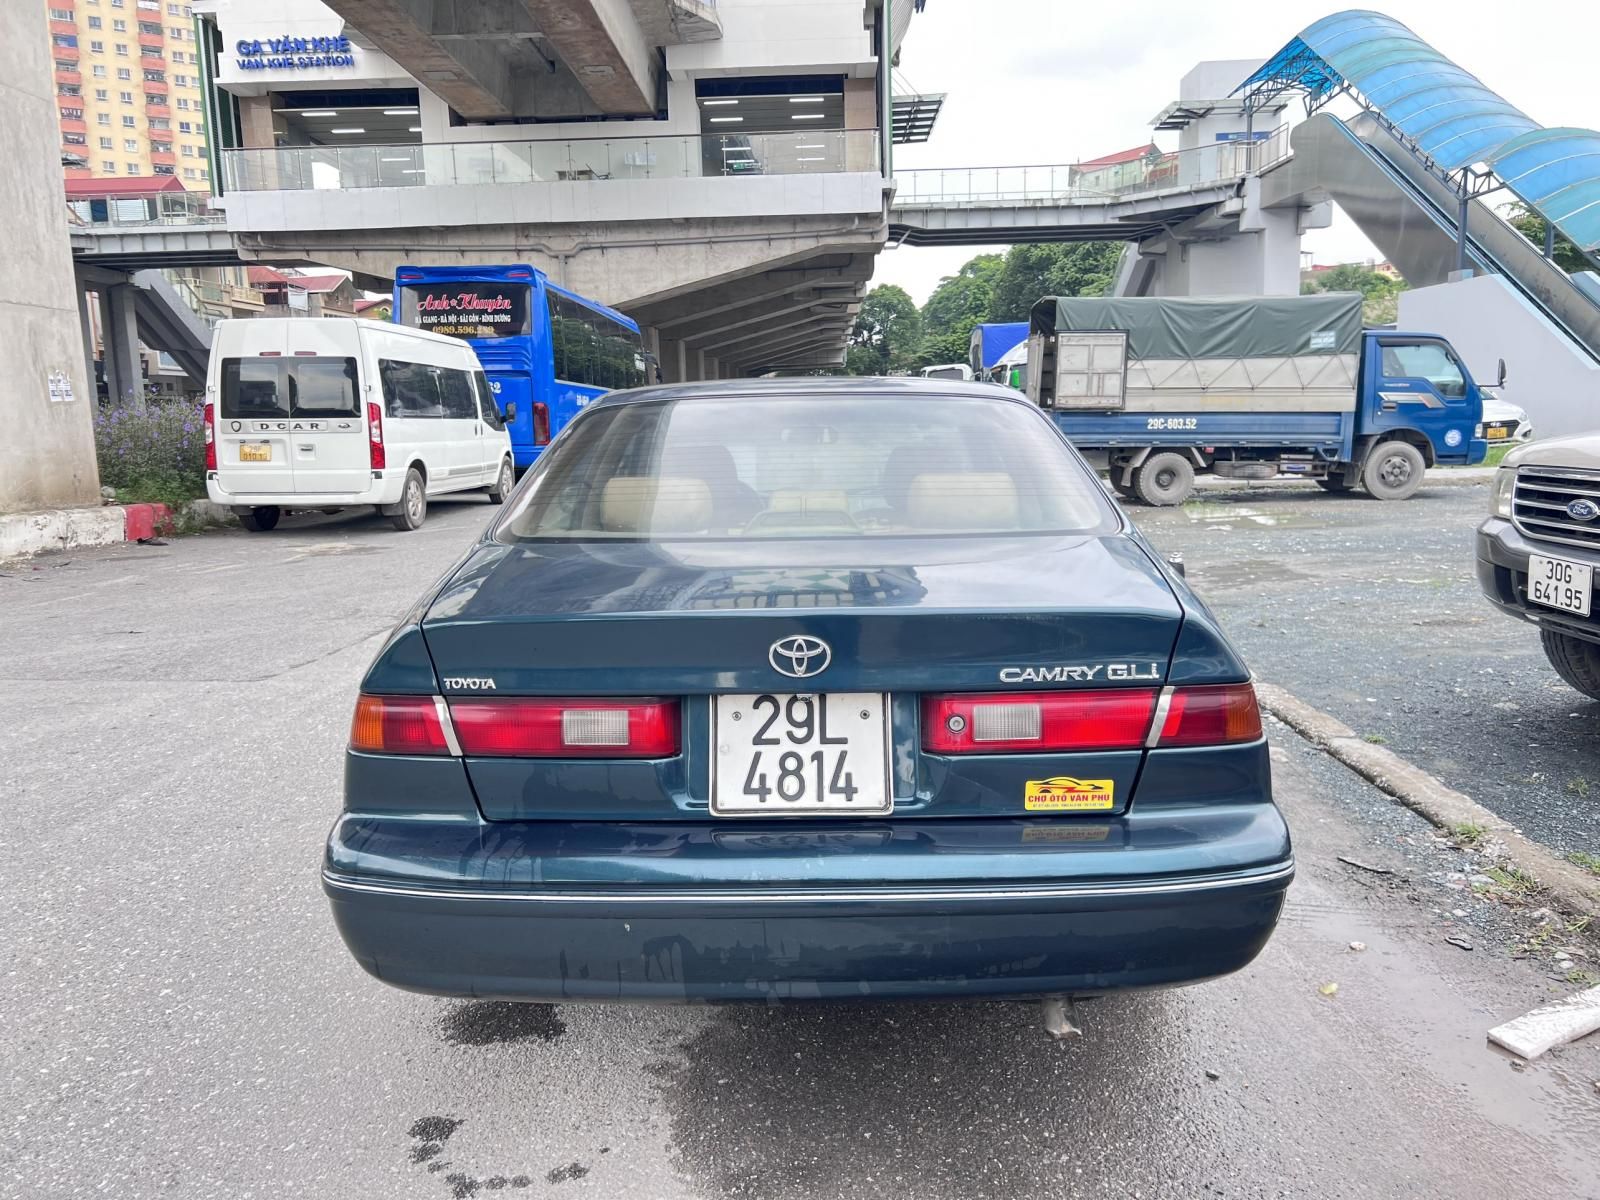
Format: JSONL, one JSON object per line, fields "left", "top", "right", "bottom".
{"left": 393, "top": 265, "right": 646, "bottom": 470}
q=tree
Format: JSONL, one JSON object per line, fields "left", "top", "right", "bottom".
{"left": 988, "top": 243, "right": 1122, "bottom": 320}
{"left": 1301, "top": 262, "right": 1407, "bottom": 326}
{"left": 1504, "top": 202, "right": 1592, "bottom": 274}
{"left": 846, "top": 284, "right": 923, "bottom": 374}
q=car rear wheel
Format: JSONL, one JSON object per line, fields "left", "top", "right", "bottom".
{"left": 390, "top": 468, "right": 427, "bottom": 531}
{"left": 486, "top": 457, "right": 514, "bottom": 505}
{"left": 1131, "top": 452, "right": 1195, "bottom": 506}
{"left": 1540, "top": 629, "right": 1600, "bottom": 700}
{"left": 240, "top": 506, "right": 281, "bottom": 532}
{"left": 1361, "top": 441, "right": 1426, "bottom": 500}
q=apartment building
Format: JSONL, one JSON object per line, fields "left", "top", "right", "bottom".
{"left": 49, "top": 0, "right": 211, "bottom": 187}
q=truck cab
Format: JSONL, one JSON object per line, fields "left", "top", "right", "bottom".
{"left": 1358, "top": 330, "right": 1490, "bottom": 468}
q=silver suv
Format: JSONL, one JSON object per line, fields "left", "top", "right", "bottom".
{"left": 1478, "top": 434, "right": 1600, "bottom": 698}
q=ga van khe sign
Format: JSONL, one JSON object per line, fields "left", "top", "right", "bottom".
{"left": 234, "top": 34, "right": 357, "bottom": 71}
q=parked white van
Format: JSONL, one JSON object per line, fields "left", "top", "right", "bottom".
{"left": 204, "top": 318, "right": 515, "bottom": 532}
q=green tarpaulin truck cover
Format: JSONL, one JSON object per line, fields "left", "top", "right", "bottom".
{"left": 1028, "top": 293, "right": 1363, "bottom": 360}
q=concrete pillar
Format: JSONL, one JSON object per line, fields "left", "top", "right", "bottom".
{"left": 77, "top": 286, "right": 99, "bottom": 400}
{"left": 103, "top": 285, "right": 145, "bottom": 410}
{"left": 0, "top": 0, "right": 101, "bottom": 511}
{"left": 657, "top": 335, "right": 687, "bottom": 384}
{"left": 697, "top": 348, "right": 708, "bottom": 381}
{"left": 844, "top": 79, "right": 876, "bottom": 171}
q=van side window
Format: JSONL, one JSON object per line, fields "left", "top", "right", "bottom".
{"left": 474, "top": 370, "right": 506, "bottom": 430}
{"left": 380, "top": 359, "right": 441, "bottom": 418}
{"left": 438, "top": 368, "right": 477, "bottom": 420}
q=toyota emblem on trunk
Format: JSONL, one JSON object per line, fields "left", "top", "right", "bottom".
{"left": 770, "top": 635, "right": 831, "bottom": 679}
{"left": 1568, "top": 499, "right": 1600, "bottom": 522}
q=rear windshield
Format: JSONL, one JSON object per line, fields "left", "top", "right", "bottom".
{"left": 219, "top": 357, "right": 360, "bottom": 420}
{"left": 496, "top": 395, "right": 1116, "bottom": 541}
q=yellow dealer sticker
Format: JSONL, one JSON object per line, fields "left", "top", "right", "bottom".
{"left": 1025, "top": 777, "right": 1115, "bottom": 812}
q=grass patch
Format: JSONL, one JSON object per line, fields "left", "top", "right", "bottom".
{"left": 1363, "top": 733, "right": 1389, "bottom": 745}
{"left": 1452, "top": 822, "right": 1488, "bottom": 847}
{"left": 1485, "top": 864, "right": 1539, "bottom": 895}
{"left": 1569, "top": 851, "right": 1600, "bottom": 876}
{"left": 1566, "top": 778, "right": 1591, "bottom": 799}
{"left": 1483, "top": 443, "right": 1515, "bottom": 468}
{"left": 1565, "top": 969, "right": 1600, "bottom": 987}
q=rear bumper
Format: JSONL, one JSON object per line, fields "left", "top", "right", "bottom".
{"left": 206, "top": 473, "right": 403, "bottom": 508}
{"left": 323, "top": 809, "right": 1293, "bottom": 1002}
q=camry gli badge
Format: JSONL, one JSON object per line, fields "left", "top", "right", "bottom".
{"left": 1567, "top": 499, "right": 1600, "bottom": 522}
{"left": 769, "top": 635, "right": 831, "bottom": 679}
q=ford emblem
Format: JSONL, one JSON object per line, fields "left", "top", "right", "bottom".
{"left": 1567, "top": 499, "right": 1600, "bottom": 522}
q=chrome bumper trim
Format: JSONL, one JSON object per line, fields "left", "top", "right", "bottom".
{"left": 323, "top": 858, "right": 1294, "bottom": 905}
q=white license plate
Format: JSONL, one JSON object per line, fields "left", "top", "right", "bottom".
{"left": 1528, "top": 554, "right": 1593, "bottom": 616}
{"left": 712, "top": 692, "right": 892, "bottom": 817}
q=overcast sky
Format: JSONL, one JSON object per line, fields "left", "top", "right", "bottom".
{"left": 874, "top": 1, "right": 1600, "bottom": 303}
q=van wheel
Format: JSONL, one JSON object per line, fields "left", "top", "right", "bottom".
{"left": 240, "top": 506, "right": 281, "bottom": 532}
{"left": 1540, "top": 629, "right": 1600, "bottom": 701}
{"left": 390, "top": 468, "right": 427, "bottom": 531}
{"left": 1132, "top": 452, "right": 1195, "bottom": 506}
{"left": 486, "top": 457, "right": 514, "bottom": 505}
{"left": 1361, "top": 440, "right": 1426, "bottom": 500}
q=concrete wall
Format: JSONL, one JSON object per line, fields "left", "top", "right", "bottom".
{"left": 667, "top": 0, "right": 874, "bottom": 76}
{"left": 0, "top": 0, "right": 101, "bottom": 513}
{"left": 1400, "top": 273, "right": 1600, "bottom": 439}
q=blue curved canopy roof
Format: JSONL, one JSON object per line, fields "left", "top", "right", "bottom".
{"left": 1238, "top": 9, "right": 1600, "bottom": 252}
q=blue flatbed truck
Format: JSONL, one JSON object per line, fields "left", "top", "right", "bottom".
{"left": 1025, "top": 293, "right": 1494, "bottom": 505}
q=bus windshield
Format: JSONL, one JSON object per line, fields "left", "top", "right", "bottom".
{"left": 398, "top": 282, "right": 531, "bottom": 339}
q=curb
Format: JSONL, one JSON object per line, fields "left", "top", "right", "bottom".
{"left": 1257, "top": 681, "right": 1600, "bottom": 919}
{"left": 1, "top": 499, "right": 233, "bottom": 564}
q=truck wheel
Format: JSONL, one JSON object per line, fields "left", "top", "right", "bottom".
{"left": 1361, "top": 440, "right": 1426, "bottom": 500}
{"left": 1540, "top": 629, "right": 1600, "bottom": 701}
{"left": 1316, "top": 472, "right": 1353, "bottom": 492}
{"left": 1109, "top": 473, "right": 1136, "bottom": 498}
{"left": 390, "top": 468, "right": 427, "bottom": 531}
{"left": 1132, "top": 453, "right": 1195, "bottom": 506}
{"left": 240, "top": 506, "right": 281, "bottom": 532}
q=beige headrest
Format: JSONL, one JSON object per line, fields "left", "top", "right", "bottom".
{"left": 600, "top": 476, "right": 712, "bottom": 533}
{"left": 907, "top": 473, "right": 1019, "bottom": 530}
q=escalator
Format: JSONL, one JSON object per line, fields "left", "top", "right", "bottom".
{"left": 1265, "top": 111, "right": 1600, "bottom": 367}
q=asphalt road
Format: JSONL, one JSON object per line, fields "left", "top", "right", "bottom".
{"left": 1132, "top": 474, "right": 1600, "bottom": 862}
{"left": 3, "top": 494, "right": 1599, "bottom": 1200}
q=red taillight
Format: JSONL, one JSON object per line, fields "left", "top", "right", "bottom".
{"left": 1155, "top": 683, "right": 1262, "bottom": 747}
{"left": 203, "top": 401, "right": 216, "bottom": 471}
{"left": 921, "top": 683, "right": 1263, "bottom": 754}
{"left": 367, "top": 401, "right": 385, "bottom": 469}
{"left": 922, "top": 689, "right": 1160, "bottom": 753}
{"left": 450, "top": 697, "right": 679, "bottom": 758}
{"left": 531, "top": 401, "right": 551, "bottom": 446}
{"left": 350, "top": 695, "right": 450, "bottom": 756}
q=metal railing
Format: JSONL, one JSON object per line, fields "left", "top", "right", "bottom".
{"left": 68, "top": 191, "right": 223, "bottom": 228}
{"left": 222, "top": 129, "right": 880, "bottom": 193}
{"left": 894, "top": 128, "right": 1291, "bottom": 207}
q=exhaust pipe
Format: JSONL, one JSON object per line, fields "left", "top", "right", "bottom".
{"left": 1040, "top": 995, "right": 1083, "bottom": 1040}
